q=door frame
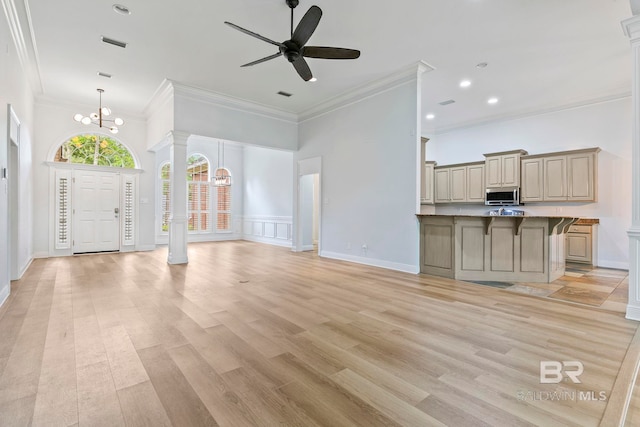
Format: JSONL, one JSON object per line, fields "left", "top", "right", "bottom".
{"left": 7, "top": 105, "right": 20, "bottom": 280}
{"left": 294, "top": 157, "right": 322, "bottom": 253}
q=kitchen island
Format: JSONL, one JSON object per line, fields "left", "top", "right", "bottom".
{"left": 417, "top": 214, "right": 579, "bottom": 283}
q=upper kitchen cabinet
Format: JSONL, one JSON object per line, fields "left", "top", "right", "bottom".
{"left": 484, "top": 150, "right": 528, "bottom": 189}
{"left": 434, "top": 161, "right": 485, "bottom": 204}
{"left": 520, "top": 148, "right": 600, "bottom": 203}
{"left": 421, "top": 161, "right": 436, "bottom": 205}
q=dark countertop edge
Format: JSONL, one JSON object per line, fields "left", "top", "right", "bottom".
{"left": 416, "top": 214, "right": 592, "bottom": 219}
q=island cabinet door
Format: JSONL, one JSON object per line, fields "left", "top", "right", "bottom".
{"left": 420, "top": 218, "right": 455, "bottom": 278}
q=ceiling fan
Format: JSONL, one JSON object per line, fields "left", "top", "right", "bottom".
{"left": 224, "top": 0, "right": 360, "bottom": 81}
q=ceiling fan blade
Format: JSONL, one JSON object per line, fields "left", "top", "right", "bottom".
{"left": 291, "top": 5, "right": 322, "bottom": 47}
{"left": 224, "top": 21, "right": 284, "bottom": 48}
{"left": 303, "top": 46, "right": 361, "bottom": 60}
{"left": 241, "top": 52, "right": 283, "bottom": 67}
{"left": 292, "top": 56, "right": 313, "bottom": 81}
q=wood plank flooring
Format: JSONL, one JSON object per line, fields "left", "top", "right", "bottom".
{"left": 0, "top": 241, "right": 638, "bottom": 426}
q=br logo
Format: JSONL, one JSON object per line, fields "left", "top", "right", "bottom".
{"left": 540, "top": 361, "right": 584, "bottom": 384}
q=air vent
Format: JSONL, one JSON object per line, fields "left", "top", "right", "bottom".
{"left": 277, "top": 91, "right": 292, "bottom": 97}
{"left": 97, "top": 71, "right": 112, "bottom": 78}
{"left": 113, "top": 4, "right": 131, "bottom": 15}
{"left": 439, "top": 99, "right": 455, "bottom": 106}
{"left": 101, "top": 36, "right": 127, "bottom": 48}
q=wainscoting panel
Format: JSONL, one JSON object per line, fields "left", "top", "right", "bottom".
{"left": 242, "top": 216, "right": 293, "bottom": 248}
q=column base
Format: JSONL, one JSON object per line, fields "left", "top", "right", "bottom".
{"left": 168, "top": 217, "right": 188, "bottom": 265}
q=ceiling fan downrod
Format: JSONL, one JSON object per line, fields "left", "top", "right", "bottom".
{"left": 286, "top": 0, "right": 299, "bottom": 37}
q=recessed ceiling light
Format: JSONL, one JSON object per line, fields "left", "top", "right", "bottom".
{"left": 476, "top": 62, "right": 488, "bottom": 68}
{"left": 459, "top": 80, "right": 471, "bottom": 88}
{"left": 487, "top": 97, "right": 499, "bottom": 104}
{"left": 426, "top": 114, "right": 435, "bottom": 120}
{"left": 309, "top": 77, "right": 317, "bottom": 82}
{"left": 113, "top": 4, "right": 131, "bottom": 15}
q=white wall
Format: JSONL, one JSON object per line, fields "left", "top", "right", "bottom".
{"left": 32, "top": 102, "right": 154, "bottom": 256}
{"left": 0, "top": 14, "right": 35, "bottom": 305}
{"left": 173, "top": 88, "right": 298, "bottom": 151}
{"left": 427, "top": 97, "right": 632, "bottom": 269}
{"left": 242, "top": 145, "right": 293, "bottom": 247}
{"left": 297, "top": 81, "right": 420, "bottom": 273}
{"left": 155, "top": 135, "right": 244, "bottom": 244}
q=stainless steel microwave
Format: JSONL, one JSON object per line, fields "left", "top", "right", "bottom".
{"left": 485, "top": 187, "right": 519, "bottom": 206}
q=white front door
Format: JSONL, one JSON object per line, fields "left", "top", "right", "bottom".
{"left": 73, "top": 170, "right": 120, "bottom": 253}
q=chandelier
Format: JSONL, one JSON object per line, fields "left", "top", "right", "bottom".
{"left": 73, "top": 88, "right": 124, "bottom": 134}
{"left": 212, "top": 141, "right": 232, "bottom": 186}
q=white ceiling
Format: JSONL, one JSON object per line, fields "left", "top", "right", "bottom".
{"left": 22, "top": 0, "right": 633, "bottom": 134}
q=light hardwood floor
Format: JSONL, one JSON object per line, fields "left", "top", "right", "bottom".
{"left": 0, "top": 241, "right": 638, "bottom": 426}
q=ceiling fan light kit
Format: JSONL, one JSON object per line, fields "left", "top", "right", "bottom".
{"left": 224, "top": 0, "right": 360, "bottom": 81}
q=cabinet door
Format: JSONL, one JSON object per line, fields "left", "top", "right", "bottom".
{"left": 544, "top": 156, "right": 567, "bottom": 201}
{"left": 520, "top": 158, "right": 544, "bottom": 202}
{"left": 485, "top": 157, "right": 502, "bottom": 188}
{"left": 566, "top": 233, "right": 592, "bottom": 263}
{"left": 501, "top": 154, "right": 520, "bottom": 187}
{"left": 434, "top": 168, "right": 451, "bottom": 203}
{"left": 466, "top": 164, "right": 485, "bottom": 202}
{"left": 421, "top": 162, "right": 435, "bottom": 204}
{"left": 567, "top": 153, "right": 595, "bottom": 201}
{"left": 450, "top": 166, "right": 467, "bottom": 202}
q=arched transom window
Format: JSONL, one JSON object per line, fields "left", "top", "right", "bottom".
{"left": 55, "top": 134, "right": 135, "bottom": 168}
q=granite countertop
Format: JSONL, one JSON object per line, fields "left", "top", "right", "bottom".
{"left": 415, "top": 213, "right": 585, "bottom": 219}
{"left": 574, "top": 218, "right": 600, "bottom": 225}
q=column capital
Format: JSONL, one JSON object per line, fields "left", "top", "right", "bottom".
{"left": 168, "top": 130, "right": 190, "bottom": 146}
{"left": 622, "top": 15, "right": 640, "bottom": 39}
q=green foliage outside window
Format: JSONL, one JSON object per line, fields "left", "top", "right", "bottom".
{"left": 57, "top": 134, "right": 135, "bottom": 168}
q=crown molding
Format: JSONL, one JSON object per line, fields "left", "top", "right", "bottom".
{"left": 623, "top": 14, "right": 640, "bottom": 39}
{"left": 168, "top": 80, "right": 298, "bottom": 123}
{"left": 1, "top": 0, "right": 43, "bottom": 94}
{"left": 427, "top": 90, "right": 632, "bottom": 136}
{"left": 299, "top": 61, "right": 435, "bottom": 122}
{"left": 143, "top": 78, "right": 174, "bottom": 119}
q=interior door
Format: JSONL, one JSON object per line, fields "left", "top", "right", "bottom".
{"left": 73, "top": 170, "right": 120, "bottom": 253}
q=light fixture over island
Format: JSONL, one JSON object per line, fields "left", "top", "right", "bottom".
{"left": 417, "top": 214, "right": 580, "bottom": 283}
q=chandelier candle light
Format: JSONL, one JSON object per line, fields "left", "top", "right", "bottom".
{"left": 73, "top": 88, "right": 124, "bottom": 134}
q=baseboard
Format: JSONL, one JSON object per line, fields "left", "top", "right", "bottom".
{"left": 0, "top": 284, "right": 10, "bottom": 308}
{"left": 627, "top": 305, "right": 640, "bottom": 322}
{"left": 33, "top": 251, "right": 49, "bottom": 259}
{"left": 17, "top": 257, "right": 33, "bottom": 280}
{"left": 597, "top": 260, "right": 629, "bottom": 271}
{"left": 135, "top": 245, "right": 157, "bottom": 252}
{"left": 320, "top": 251, "right": 419, "bottom": 274}
{"left": 243, "top": 235, "right": 292, "bottom": 248}
{"left": 301, "top": 244, "right": 315, "bottom": 251}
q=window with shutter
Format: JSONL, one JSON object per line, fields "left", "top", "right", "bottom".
{"left": 187, "top": 154, "right": 210, "bottom": 233}
{"left": 54, "top": 170, "right": 71, "bottom": 249}
{"left": 214, "top": 168, "right": 232, "bottom": 232}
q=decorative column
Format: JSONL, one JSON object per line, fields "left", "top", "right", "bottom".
{"left": 624, "top": 14, "right": 640, "bottom": 321}
{"left": 168, "top": 131, "right": 189, "bottom": 264}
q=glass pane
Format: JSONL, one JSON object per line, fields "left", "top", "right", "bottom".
{"left": 56, "top": 134, "right": 135, "bottom": 168}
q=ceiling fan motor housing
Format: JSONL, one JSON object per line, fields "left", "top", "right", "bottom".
{"left": 280, "top": 40, "right": 301, "bottom": 62}
{"left": 286, "top": 0, "right": 299, "bottom": 9}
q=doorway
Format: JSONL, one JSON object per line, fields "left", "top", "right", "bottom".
{"left": 72, "top": 170, "right": 120, "bottom": 253}
{"left": 299, "top": 173, "right": 320, "bottom": 252}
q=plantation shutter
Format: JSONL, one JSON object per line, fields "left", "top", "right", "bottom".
{"left": 122, "top": 174, "right": 136, "bottom": 247}
{"left": 54, "top": 169, "right": 72, "bottom": 249}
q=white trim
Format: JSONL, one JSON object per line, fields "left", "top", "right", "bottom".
{"left": 143, "top": 78, "right": 175, "bottom": 119}
{"left": 170, "top": 80, "right": 298, "bottom": 123}
{"left": 301, "top": 245, "right": 314, "bottom": 251}
{"left": 135, "top": 245, "right": 157, "bottom": 252}
{"left": 243, "top": 235, "right": 292, "bottom": 248}
{"left": 320, "top": 250, "right": 420, "bottom": 274}
{"left": 597, "top": 260, "right": 630, "bottom": 270}
{"left": 45, "top": 161, "right": 143, "bottom": 174}
{"left": 428, "top": 92, "right": 632, "bottom": 136}
{"left": 0, "top": 0, "right": 43, "bottom": 93}
{"left": 0, "top": 284, "right": 9, "bottom": 308}
{"left": 299, "top": 61, "right": 434, "bottom": 122}
{"left": 32, "top": 251, "right": 49, "bottom": 259}
{"left": 627, "top": 305, "right": 640, "bottom": 322}
{"left": 17, "top": 256, "right": 33, "bottom": 280}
